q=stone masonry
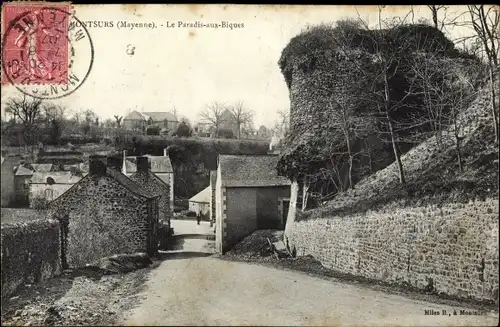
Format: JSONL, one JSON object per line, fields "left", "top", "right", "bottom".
{"left": 49, "top": 156, "right": 159, "bottom": 267}
{"left": 285, "top": 198, "right": 499, "bottom": 303}
{"left": 130, "top": 156, "right": 171, "bottom": 241}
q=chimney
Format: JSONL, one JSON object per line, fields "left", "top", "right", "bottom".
{"left": 136, "top": 156, "right": 150, "bottom": 173}
{"left": 163, "top": 148, "right": 168, "bottom": 157}
{"left": 89, "top": 155, "right": 107, "bottom": 175}
{"left": 107, "top": 156, "right": 122, "bottom": 171}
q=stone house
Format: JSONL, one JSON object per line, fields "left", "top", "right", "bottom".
{"left": 129, "top": 156, "right": 172, "bottom": 231}
{"left": 29, "top": 171, "right": 85, "bottom": 206}
{"left": 49, "top": 155, "right": 160, "bottom": 268}
{"left": 123, "top": 110, "right": 179, "bottom": 133}
{"left": 189, "top": 186, "right": 210, "bottom": 218}
{"left": 122, "top": 149, "right": 174, "bottom": 210}
{"left": 215, "top": 155, "right": 291, "bottom": 253}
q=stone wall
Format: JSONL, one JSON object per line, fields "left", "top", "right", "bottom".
{"left": 130, "top": 170, "right": 170, "bottom": 222}
{"left": 49, "top": 174, "right": 154, "bottom": 267}
{"left": 285, "top": 198, "right": 499, "bottom": 303}
{"left": 1, "top": 219, "right": 62, "bottom": 299}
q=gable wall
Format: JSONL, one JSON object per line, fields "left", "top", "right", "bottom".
{"left": 49, "top": 174, "right": 154, "bottom": 267}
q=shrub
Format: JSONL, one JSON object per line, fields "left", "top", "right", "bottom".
{"left": 31, "top": 196, "right": 50, "bottom": 210}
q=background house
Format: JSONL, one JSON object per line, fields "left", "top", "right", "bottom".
{"left": 189, "top": 185, "right": 210, "bottom": 218}
{"left": 194, "top": 122, "right": 213, "bottom": 138}
{"left": 29, "top": 171, "right": 84, "bottom": 206}
{"left": 122, "top": 149, "right": 174, "bottom": 210}
{"left": 129, "top": 156, "right": 172, "bottom": 231}
{"left": 215, "top": 155, "right": 291, "bottom": 253}
{"left": 49, "top": 155, "right": 160, "bottom": 267}
{"left": 123, "top": 110, "right": 178, "bottom": 133}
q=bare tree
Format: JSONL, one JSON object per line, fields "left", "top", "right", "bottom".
{"left": 199, "top": 101, "right": 227, "bottom": 138}
{"left": 229, "top": 100, "right": 254, "bottom": 139}
{"left": 104, "top": 118, "right": 116, "bottom": 128}
{"left": 427, "top": 5, "right": 454, "bottom": 31}
{"left": 4, "top": 95, "right": 44, "bottom": 156}
{"left": 467, "top": 5, "right": 499, "bottom": 143}
{"left": 114, "top": 115, "right": 123, "bottom": 128}
{"left": 84, "top": 109, "right": 98, "bottom": 124}
{"left": 71, "top": 108, "right": 85, "bottom": 124}
{"left": 271, "top": 109, "right": 290, "bottom": 138}
{"left": 42, "top": 103, "right": 66, "bottom": 124}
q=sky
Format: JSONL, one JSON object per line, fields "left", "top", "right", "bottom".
{"left": 1, "top": 5, "right": 475, "bottom": 128}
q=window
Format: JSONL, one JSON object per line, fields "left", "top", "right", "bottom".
{"left": 46, "top": 177, "right": 56, "bottom": 185}
{"left": 45, "top": 189, "right": 54, "bottom": 200}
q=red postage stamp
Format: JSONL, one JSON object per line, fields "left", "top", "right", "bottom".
{"left": 1, "top": 2, "right": 70, "bottom": 85}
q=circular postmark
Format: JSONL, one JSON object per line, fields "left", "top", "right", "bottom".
{"left": 1, "top": 5, "right": 94, "bottom": 99}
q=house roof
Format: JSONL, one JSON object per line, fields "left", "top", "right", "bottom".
{"left": 142, "top": 112, "right": 178, "bottom": 122}
{"left": 125, "top": 155, "right": 173, "bottom": 173}
{"left": 31, "top": 163, "right": 53, "bottom": 172}
{"left": 123, "top": 110, "right": 146, "bottom": 121}
{"left": 130, "top": 169, "right": 170, "bottom": 190}
{"left": 106, "top": 167, "right": 158, "bottom": 199}
{"left": 219, "top": 155, "right": 291, "bottom": 188}
{"left": 51, "top": 167, "right": 154, "bottom": 206}
{"left": 31, "top": 171, "right": 82, "bottom": 184}
{"left": 124, "top": 110, "right": 178, "bottom": 122}
{"left": 189, "top": 185, "right": 210, "bottom": 203}
{"left": 15, "top": 165, "right": 34, "bottom": 176}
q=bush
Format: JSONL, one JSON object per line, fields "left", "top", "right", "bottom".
{"left": 31, "top": 196, "right": 50, "bottom": 210}
{"left": 176, "top": 121, "right": 193, "bottom": 137}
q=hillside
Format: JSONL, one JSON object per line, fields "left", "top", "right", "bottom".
{"left": 302, "top": 71, "right": 499, "bottom": 220}
{"left": 276, "top": 22, "right": 483, "bottom": 200}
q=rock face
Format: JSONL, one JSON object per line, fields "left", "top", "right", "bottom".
{"left": 276, "top": 23, "right": 474, "bottom": 194}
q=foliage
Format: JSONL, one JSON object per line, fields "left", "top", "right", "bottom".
{"left": 31, "top": 195, "right": 50, "bottom": 210}
{"left": 145, "top": 124, "right": 160, "bottom": 135}
{"left": 47, "top": 119, "right": 62, "bottom": 145}
{"left": 175, "top": 120, "right": 193, "bottom": 137}
{"left": 81, "top": 122, "right": 91, "bottom": 135}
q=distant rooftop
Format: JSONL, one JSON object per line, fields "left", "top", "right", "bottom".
{"left": 189, "top": 186, "right": 210, "bottom": 203}
{"left": 31, "top": 171, "right": 84, "bottom": 184}
{"left": 219, "top": 155, "right": 291, "bottom": 188}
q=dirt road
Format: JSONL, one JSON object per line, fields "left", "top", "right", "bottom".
{"left": 121, "top": 223, "right": 499, "bottom": 326}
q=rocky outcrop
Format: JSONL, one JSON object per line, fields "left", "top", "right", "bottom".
{"left": 276, "top": 23, "right": 480, "bottom": 196}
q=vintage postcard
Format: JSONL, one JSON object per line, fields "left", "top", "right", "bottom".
{"left": 1, "top": 3, "right": 499, "bottom": 326}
